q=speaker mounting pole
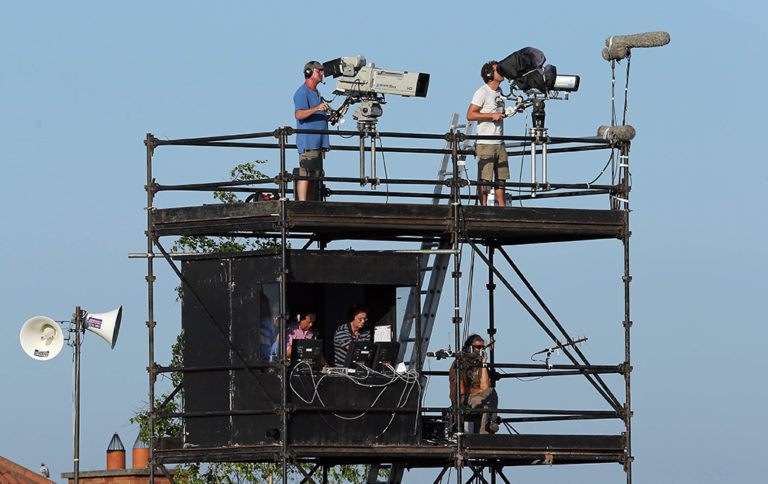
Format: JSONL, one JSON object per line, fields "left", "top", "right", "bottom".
{"left": 73, "top": 306, "right": 84, "bottom": 484}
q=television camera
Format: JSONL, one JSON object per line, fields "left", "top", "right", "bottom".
{"left": 496, "top": 47, "right": 580, "bottom": 129}
{"left": 494, "top": 47, "right": 580, "bottom": 190}
{"left": 323, "top": 56, "right": 430, "bottom": 131}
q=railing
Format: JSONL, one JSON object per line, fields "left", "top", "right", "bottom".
{"left": 146, "top": 127, "right": 624, "bottom": 206}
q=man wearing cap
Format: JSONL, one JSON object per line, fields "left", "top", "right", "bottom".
{"left": 294, "top": 60, "right": 330, "bottom": 201}
{"left": 467, "top": 61, "right": 515, "bottom": 206}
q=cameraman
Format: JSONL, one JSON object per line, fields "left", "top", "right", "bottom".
{"left": 294, "top": 60, "right": 330, "bottom": 201}
{"left": 449, "top": 334, "right": 499, "bottom": 433}
{"left": 467, "top": 61, "right": 511, "bottom": 206}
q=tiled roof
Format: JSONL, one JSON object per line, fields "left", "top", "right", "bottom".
{"left": 0, "top": 456, "right": 55, "bottom": 484}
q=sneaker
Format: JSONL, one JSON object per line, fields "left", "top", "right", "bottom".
{"left": 487, "top": 422, "right": 499, "bottom": 433}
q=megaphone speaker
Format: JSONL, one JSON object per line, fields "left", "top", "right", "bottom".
{"left": 20, "top": 316, "right": 65, "bottom": 361}
{"left": 85, "top": 306, "right": 122, "bottom": 349}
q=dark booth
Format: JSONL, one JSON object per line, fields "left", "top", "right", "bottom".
{"left": 179, "top": 250, "right": 421, "bottom": 448}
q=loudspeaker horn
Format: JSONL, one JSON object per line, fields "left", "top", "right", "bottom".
{"left": 20, "top": 316, "right": 65, "bottom": 361}
{"left": 85, "top": 306, "right": 122, "bottom": 349}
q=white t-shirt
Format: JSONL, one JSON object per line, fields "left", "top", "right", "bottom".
{"left": 470, "top": 84, "right": 505, "bottom": 144}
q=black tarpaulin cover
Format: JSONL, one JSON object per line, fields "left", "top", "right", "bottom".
{"left": 497, "top": 47, "right": 557, "bottom": 92}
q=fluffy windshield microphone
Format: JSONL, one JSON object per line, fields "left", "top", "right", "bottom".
{"left": 602, "top": 31, "right": 671, "bottom": 60}
{"left": 598, "top": 125, "right": 636, "bottom": 142}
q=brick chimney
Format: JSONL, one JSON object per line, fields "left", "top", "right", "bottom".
{"left": 106, "top": 433, "right": 125, "bottom": 470}
{"left": 132, "top": 435, "right": 150, "bottom": 468}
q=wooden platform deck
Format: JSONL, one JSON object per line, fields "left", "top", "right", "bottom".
{"left": 155, "top": 434, "right": 626, "bottom": 467}
{"left": 150, "top": 201, "right": 626, "bottom": 245}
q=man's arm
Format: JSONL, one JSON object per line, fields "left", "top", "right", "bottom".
{"left": 467, "top": 103, "right": 504, "bottom": 122}
{"left": 295, "top": 102, "right": 330, "bottom": 121}
{"left": 476, "top": 352, "right": 491, "bottom": 391}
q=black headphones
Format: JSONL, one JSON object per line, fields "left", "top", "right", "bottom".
{"left": 481, "top": 61, "right": 498, "bottom": 82}
{"left": 304, "top": 61, "right": 321, "bottom": 79}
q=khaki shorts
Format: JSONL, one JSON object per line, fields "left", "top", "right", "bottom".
{"left": 476, "top": 144, "right": 509, "bottom": 181}
{"left": 299, "top": 150, "right": 324, "bottom": 178}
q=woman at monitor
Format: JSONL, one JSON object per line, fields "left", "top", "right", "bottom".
{"left": 332, "top": 305, "right": 372, "bottom": 367}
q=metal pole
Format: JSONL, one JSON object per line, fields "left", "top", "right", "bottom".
{"left": 74, "top": 307, "right": 82, "bottom": 484}
{"left": 621, "top": 143, "right": 633, "bottom": 484}
{"left": 359, "top": 133, "right": 366, "bottom": 183}
{"left": 370, "top": 131, "right": 377, "bottom": 189}
{"left": 144, "top": 133, "right": 157, "bottom": 484}
{"left": 488, "top": 246, "right": 496, "bottom": 370}
{"left": 450, "top": 129, "right": 463, "bottom": 484}
{"left": 542, "top": 131, "right": 548, "bottom": 185}
{"left": 488, "top": 245, "right": 497, "bottom": 482}
{"left": 278, "top": 128, "right": 289, "bottom": 484}
{"left": 529, "top": 129, "right": 536, "bottom": 187}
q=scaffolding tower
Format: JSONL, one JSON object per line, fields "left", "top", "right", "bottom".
{"left": 138, "top": 119, "right": 634, "bottom": 484}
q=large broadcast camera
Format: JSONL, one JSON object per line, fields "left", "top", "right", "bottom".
{"left": 496, "top": 47, "right": 579, "bottom": 129}
{"left": 322, "top": 56, "right": 430, "bottom": 130}
{"left": 495, "top": 47, "right": 580, "bottom": 191}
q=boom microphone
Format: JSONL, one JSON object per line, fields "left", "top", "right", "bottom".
{"left": 597, "top": 125, "right": 636, "bottom": 142}
{"left": 602, "top": 31, "right": 671, "bottom": 60}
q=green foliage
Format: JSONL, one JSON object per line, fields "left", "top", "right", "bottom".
{"left": 171, "top": 461, "right": 380, "bottom": 484}
{"left": 173, "top": 160, "right": 280, "bottom": 255}
{"left": 130, "top": 334, "right": 184, "bottom": 445}
{"left": 171, "top": 160, "right": 281, "bottom": 300}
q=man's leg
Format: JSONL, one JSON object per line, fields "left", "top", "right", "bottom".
{"left": 298, "top": 150, "right": 322, "bottom": 201}
{"left": 494, "top": 145, "right": 510, "bottom": 207}
{"left": 476, "top": 145, "right": 496, "bottom": 206}
{"left": 485, "top": 389, "right": 499, "bottom": 433}
{"left": 468, "top": 388, "right": 498, "bottom": 434}
{"left": 478, "top": 181, "right": 489, "bottom": 206}
{"left": 494, "top": 184, "right": 506, "bottom": 207}
{"left": 297, "top": 180, "right": 309, "bottom": 201}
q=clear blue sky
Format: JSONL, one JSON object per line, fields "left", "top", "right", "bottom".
{"left": 2, "top": 1, "right": 766, "bottom": 483}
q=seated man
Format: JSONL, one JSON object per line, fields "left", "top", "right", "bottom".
{"left": 286, "top": 311, "right": 316, "bottom": 359}
{"left": 449, "top": 334, "right": 499, "bottom": 434}
{"left": 333, "top": 305, "right": 372, "bottom": 367}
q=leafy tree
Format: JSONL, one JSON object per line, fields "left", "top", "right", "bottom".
{"left": 132, "top": 161, "right": 381, "bottom": 483}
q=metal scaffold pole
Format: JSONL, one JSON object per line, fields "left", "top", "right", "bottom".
{"left": 450, "top": 129, "right": 464, "bottom": 483}
{"left": 144, "top": 133, "right": 158, "bottom": 484}
{"left": 278, "top": 127, "right": 289, "bottom": 484}
{"left": 620, "top": 142, "right": 633, "bottom": 484}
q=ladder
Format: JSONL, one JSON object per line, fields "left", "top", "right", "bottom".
{"left": 397, "top": 113, "right": 475, "bottom": 371}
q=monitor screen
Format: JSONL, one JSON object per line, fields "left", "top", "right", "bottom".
{"left": 291, "top": 339, "right": 323, "bottom": 369}
{"left": 372, "top": 342, "right": 400, "bottom": 372}
{"left": 343, "top": 341, "right": 375, "bottom": 369}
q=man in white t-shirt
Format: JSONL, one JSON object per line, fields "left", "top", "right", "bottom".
{"left": 467, "top": 61, "right": 514, "bottom": 206}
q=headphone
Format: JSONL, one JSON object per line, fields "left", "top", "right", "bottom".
{"left": 304, "top": 60, "right": 321, "bottom": 79}
{"left": 481, "top": 61, "right": 498, "bottom": 82}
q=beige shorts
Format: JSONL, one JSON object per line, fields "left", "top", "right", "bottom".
{"left": 476, "top": 144, "right": 509, "bottom": 181}
{"left": 298, "top": 150, "right": 324, "bottom": 178}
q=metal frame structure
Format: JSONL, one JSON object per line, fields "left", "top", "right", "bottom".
{"left": 139, "top": 123, "right": 634, "bottom": 484}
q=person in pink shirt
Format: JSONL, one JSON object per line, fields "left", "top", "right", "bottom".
{"left": 286, "top": 311, "right": 316, "bottom": 358}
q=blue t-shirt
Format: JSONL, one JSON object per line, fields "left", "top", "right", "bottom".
{"left": 293, "top": 84, "right": 330, "bottom": 154}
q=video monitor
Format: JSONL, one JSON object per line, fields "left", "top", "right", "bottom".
{"left": 372, "top": 342, "right": 400, "bottom": 372}
{"left": 291, "top": 339, "right": 323, "bottom": 370}
{"left": 343, "top": 341, "right": 375, "bottom": 369}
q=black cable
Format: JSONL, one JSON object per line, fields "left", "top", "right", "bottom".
{"left": 586, "top": 150, "right": 616, "bottom": 186}
{"left": 377, "top": 135, "right": 391, "bottom": 203}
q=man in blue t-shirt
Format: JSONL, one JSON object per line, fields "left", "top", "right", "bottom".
{"left": 293, "top": 60, "right": 330, "bottom": 201}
